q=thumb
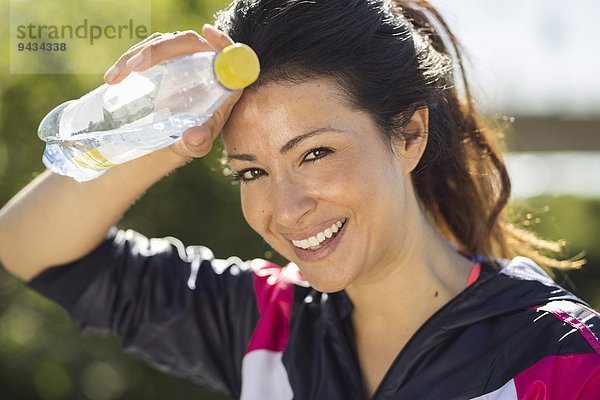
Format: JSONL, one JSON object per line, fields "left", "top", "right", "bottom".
{"left": 169, "top": 90, "right": 244, "bottom": 158}
{"left": 171, "top": 126, "right": 214, "bottom": 158}
{"left": 203, "top": 90, "right": 244, "bottom": 141}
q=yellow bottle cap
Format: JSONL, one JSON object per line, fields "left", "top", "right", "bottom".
{"left": 214, "top": 43, "right": 260, "bottom": 90}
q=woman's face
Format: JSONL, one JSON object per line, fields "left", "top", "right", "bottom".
{"left": 221, "top": 78, "right": 424, "bottom": 292}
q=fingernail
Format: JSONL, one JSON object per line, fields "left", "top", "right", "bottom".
{"left": 104, "top": 65, "right": 120, "bottom": 81}
{"left": 126, "top": 54, "right": 144, "bottom": 69}
{"left": 188, "top": 137, "right": 203, "bottom": 146}
{"left": 186, "top": 129, "right": 209, "bottom": 146}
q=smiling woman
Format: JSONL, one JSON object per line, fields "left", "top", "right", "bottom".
{"left": 1, "top": 0, "right": 599, "bottom": 399}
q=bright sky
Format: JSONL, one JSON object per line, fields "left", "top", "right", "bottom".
{"left": 430, "top": 0, "right": 600, "bottom": 117}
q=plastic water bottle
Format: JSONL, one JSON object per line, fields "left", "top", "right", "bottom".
{"left": 38, "top": 43, "right": 260, "bottom": 182}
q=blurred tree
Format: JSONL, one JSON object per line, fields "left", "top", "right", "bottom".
{"left": 510, "top": 195, "right": 600, "bottom": 307}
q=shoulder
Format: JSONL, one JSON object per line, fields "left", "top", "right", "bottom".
{"left": 497, "top": 256, "right": 559, "bottom": 283}
{"left": 499, "top": 257, "right": 600, "bottom": 398}
{"left": 493, "top": 256, "right": 600, "bottom": 345}
{"left": 468, "top": 257, "right": 600, "bottom": 398}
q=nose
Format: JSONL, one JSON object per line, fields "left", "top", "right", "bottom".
{"left": 270, "top": 174, "right": 316, "bottom": 228}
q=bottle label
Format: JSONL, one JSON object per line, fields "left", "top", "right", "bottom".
{"left": 72, "top": 146, "right": 117, "bottom": 171}
{"left": 71, "top": 108, "right": 175, "bottom": 170}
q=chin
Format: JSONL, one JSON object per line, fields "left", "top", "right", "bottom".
{"left": 310, "top": 281, "right": 346, "bottom": 293}
{"left": 297, "top": 267, "right": 353, "bottom": 293}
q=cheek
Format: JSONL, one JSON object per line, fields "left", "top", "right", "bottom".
{"left": 334, "top": 154, "right": 407, "bottom": 254}
{"left": 240, "top": 187, "right": 269, "bottom": 235}
{"left": 322, "top": 156, "right": 391, "bottom": 205}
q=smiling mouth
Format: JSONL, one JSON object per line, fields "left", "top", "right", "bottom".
{"left": 291, "top": 218, "right": 347, "bottom": 250}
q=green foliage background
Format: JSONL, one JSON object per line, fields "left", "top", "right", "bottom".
{"left": 0, "top": 0, "right": 599, "bottom": 399}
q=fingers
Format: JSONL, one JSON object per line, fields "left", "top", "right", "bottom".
{"left": 127, "top": 31, "right": 164, "bottom": 53}
{"left": 103, "top": 26, "right": 236, "bottom": 85}
{"left": 104, "top": 30, "right": 213, "bottom": 84}
{"left": 202, "top": 24, "right": 235, "bottom": 50}
{"left": 171, "top": 126, "right": 214, "bottom": 158}
{"left": 126, "top": 30, "right": 213, "bottom": 71}
{"left": 203, "top": 90, "right": 243, "bottom": 142}
{"left": 103, "top": 32, "right": 164, "bottom": 83}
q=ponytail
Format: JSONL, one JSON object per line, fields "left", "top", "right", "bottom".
{"left": 394, "top": 0, "right": 584, "bottom": 270}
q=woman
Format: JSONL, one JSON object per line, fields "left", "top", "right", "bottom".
{"left": 0, "top": 0, "right": 599, "bottom": 399}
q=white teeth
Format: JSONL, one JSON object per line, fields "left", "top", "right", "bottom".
{"left": 301, "top": 240, "right": 311, "bottom": 249}
{"left": 291, "top": 219, "right": 346, "bottom": 250}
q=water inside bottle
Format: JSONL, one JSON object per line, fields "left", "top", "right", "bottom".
{"left": 42, "top": 112, "right": 208, "bottom": 181}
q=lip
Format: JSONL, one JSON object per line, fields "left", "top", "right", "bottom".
{"left": 289, "top": 219, "right": 348, "bottom": 263}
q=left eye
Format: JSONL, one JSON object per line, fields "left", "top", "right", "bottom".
{"left": 304, "top": 147, "right": 333, "bottom": 162}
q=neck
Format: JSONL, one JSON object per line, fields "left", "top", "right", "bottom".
{"left": 346, "top": 201, "right": 474, "bottom": 331}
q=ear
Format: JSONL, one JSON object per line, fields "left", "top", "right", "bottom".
{"left": 393, "top": 107, "right": 429, "bottom": 175}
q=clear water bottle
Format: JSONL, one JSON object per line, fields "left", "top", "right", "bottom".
{"left": 38, "top": 43, "right": 260, "bottom": 182}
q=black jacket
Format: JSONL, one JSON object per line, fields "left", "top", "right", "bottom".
{"left": 28, "top": 227, "right": 600, "bottom": 399}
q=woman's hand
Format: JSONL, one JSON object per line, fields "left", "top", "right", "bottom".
{"left": 102, "top": 25, "right": 242, "bottom": 160}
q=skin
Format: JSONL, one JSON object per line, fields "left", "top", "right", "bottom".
{"left": 221, "top": 79, "right": 474, "bottom": 397}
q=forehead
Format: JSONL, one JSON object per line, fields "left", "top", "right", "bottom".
{"left": 221, "top": 78, "right": 372, "bottom": 151}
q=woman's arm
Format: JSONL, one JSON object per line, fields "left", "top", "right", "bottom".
{"left": 0, "top": 148, "right": 190, "bottom": 281}
{"left": 26, "top": 227, "right": 261, "bottom": 398}
{"left": 0, "top": 26, "right": 240, "bottom": 281}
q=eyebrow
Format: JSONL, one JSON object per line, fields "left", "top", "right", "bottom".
{"left": 226, "top": 127, "right": 348, "bottom": 162}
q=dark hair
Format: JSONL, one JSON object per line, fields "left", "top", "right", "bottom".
{"left": 215, "top": 0, "right": 583, "bottom": 270}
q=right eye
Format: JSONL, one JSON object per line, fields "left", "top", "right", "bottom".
{"left": 231, "top": 168, "right": 266, "bottom": 183}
